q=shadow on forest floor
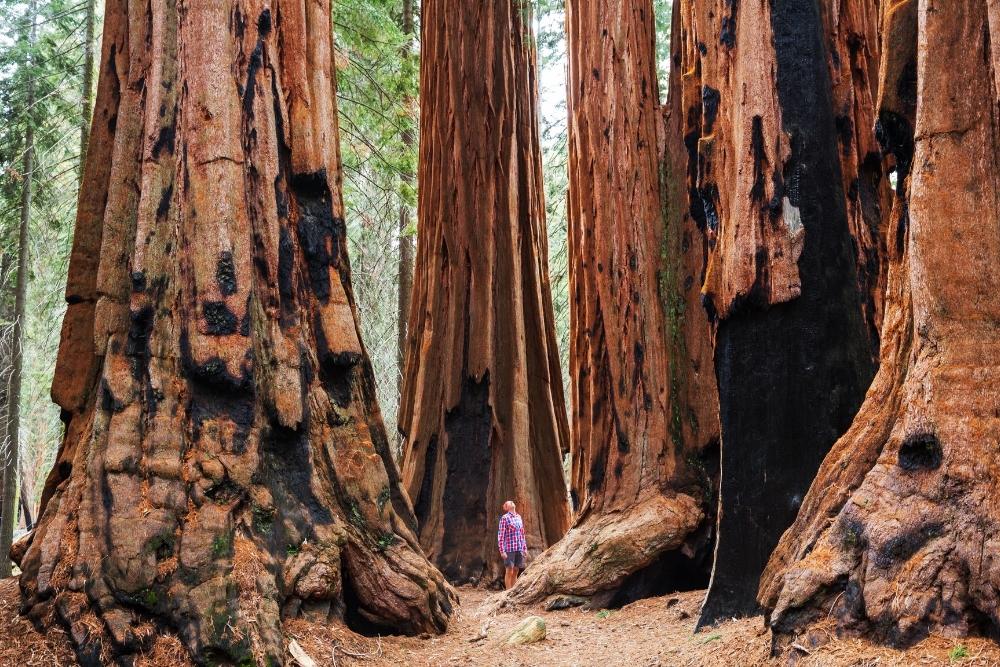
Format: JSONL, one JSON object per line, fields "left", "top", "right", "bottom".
{"left": 3, "top": 578, "right": 999, "bottom": 666}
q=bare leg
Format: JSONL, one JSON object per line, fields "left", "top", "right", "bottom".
{"left": 505, "top": 567, "right": 517, "bottom": 590}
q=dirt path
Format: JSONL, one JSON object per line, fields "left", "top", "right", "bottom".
{"left": 305, "top": 588, "right": 1000, "bottom": 667}
{"left": 3, "top": 578, "right": 1000, "bottom": 666}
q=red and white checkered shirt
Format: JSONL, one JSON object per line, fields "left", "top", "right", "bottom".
{"left": 498, "top": 511, "right": 527, "bottom": 553}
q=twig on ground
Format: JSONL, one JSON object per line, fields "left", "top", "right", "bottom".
{"left": 334, "top": 634, "right": 383, "bottom": 660}
{"left": 828, "top": 592, "right": 845, "bottom": 619}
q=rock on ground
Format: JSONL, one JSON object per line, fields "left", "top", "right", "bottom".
{"left": 507, "top": 616, "right": 546, "bottom": 645}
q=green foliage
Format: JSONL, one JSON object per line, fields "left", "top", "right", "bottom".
{"left": 654, "top": 0, "right": 673, "bottom": 102}
{"left": 376, "top": 531, "right": 396, "bottom": 552}
{"left": 336, "top": 0, "right": 417, "bottom": 200}
{"left": 252, "top": 504, "right": 275, "bottom": 534}
{"left": 145, "top": 531, "right": 175, "bottom": 558}
{"left": 535, "top": 1, "right": 572, "bottom": 403}
{"left": 950, "top": 644, "right": 970, "bottom": 662}
{"left": 376, "top": 485, "right": 391, "bottom": 515}
{"left": 595, "top": 609, "right": 612, "bottom": 619}
{"left": 0, "top": 0, "right": 99, "bottom": 525}
{"left": 335, "top": 0, "right": 418, "bottom": 453}
{"left": 212, "top": 532, "right": 232, "bottom": 558}
{"left": 348, "top": 500, "right": 366, "bottom": 529}
{"left": 0, "top": 0, "right": 680, "bottom": 546}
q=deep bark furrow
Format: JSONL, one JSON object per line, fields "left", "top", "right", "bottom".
{"left": 398, "top": 0, "right": 571, "bottom": 586}
{"left": 761, "top": 0, "right": 1000, "bottom": 648}
{"left": 19, "top": 2, "right": 454, "bottom": 664}
{"left": 676, "top": 0, "right": 885, "bottom": 625}
{"left": 505, "top": 0, "right": 721, "bottom": 607}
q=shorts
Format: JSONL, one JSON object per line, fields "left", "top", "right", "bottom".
{"left": 503, "top": 551, "right": 526, "bottom": 569}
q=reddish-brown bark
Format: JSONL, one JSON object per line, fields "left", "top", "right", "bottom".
{"left": 397, "top": 0, "right": 571, "bottom": 586}
{"left": 821, "top": 0, "right": 892, "bottom": 342}
{"left": 504, "top": 0, "right": 721, "bottom": 607}
{"left": 675, "top": 0, "right": 887, "bottom": 624}
{"left": 762, "top": 0, "right": 1000, "bottom": 647}
{"left": 17, "top": 1, "right": 454, "bottom": 664}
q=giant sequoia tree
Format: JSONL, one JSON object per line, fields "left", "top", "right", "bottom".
{"left": 676, "top": 0, "right": 887, "bottom": 623}
{"left": 506, "top": 0, "right": 721, "bottom": 606}
{"left": 398, "top": 0, "right": 571, "bottom": 585}
{"left": 761, "top": 0, "right": 1000, "bottom": 646}
{"left": 15, "top": 1, "right": 453, "bottom": 663}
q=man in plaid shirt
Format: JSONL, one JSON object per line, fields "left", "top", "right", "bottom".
{"left": 498, "top": 500, "right": 527, "bottom": 589}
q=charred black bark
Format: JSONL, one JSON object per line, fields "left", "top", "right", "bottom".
{"left": 438, "top": 375, "right": 492, "bottom": 584}
{"left": 699, "top": 0, "right": 877, "bottom": 626}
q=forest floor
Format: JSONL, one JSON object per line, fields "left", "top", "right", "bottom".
{"left": 3, "top": 578, "right": 1000, "bottom": 666}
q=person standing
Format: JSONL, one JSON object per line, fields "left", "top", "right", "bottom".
{"left": 498, "top": 500, "right": 527, "bottom": 589}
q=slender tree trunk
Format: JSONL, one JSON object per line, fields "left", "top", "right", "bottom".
{"left": 18, "top": 2, "right": 454, "bottom": 663}
{"left": 79, "top": 0, "right": 97, "bottom": 169}
{"left": 505, "top": 0, "right": 721, "bottom": 608}
{"left": 0, "top": 117, "right": 31, "bottom": 580}
{"left": 675, "top": 0, "right": 886, "bottom": 625}
{"left": 396, "top": 203, "right": 412, "bottom": 385}
{"left": 395, "top": 0, "right": 415, "bottom": 395}
{"left": 18, "top": 472, "right": 32, "bottom": 531}
{"left": 1, "top": 1, "right": 37, "bottom": 579}
{"left": 398, "top": 0, "right": 572, "bottom": 587}
{"left": 762, "top": 0, "right": 1000, "bottom": 649}
{"left": 0, "top": 253, "right": 11, "bottom": 568}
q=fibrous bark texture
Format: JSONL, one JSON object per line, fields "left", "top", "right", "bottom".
{"left": 675, "top": 0, "right": 886, "bottom": 625}
{"left": 505, "top": 0, "right": 721, "bottom": 608}
{"left": 397, "top": 0, "right": 572, "bottom": 586}
{"left": 18, "top": 2, "right": 454, "bottom": 664}
{"left": 761, "top": 0, "right": 1000, "bottom": 647}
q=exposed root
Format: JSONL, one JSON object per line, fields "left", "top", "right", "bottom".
{"left": 499, "top": 493, "right": 704, "bottom": 607}
{"left": 760, "top": 0, "right": 1000, "bottom": 647}
{"left": 285, "top": 617, "right": 384, "bottom": 667}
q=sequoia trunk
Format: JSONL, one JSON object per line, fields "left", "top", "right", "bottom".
{"left": 505, "top": 0, "right": 721, "bottom": 607}
{"left": 675, "top": 0, "right": 886, "bottom": 624}
{"left": 398, "top": 0, "right": 572, "bottom": 586}
{"left": 18, "top": 1, "right": 454, "bottom": 664}
{"left": 761, "top": 0, "right": 1000, "bottom": 647}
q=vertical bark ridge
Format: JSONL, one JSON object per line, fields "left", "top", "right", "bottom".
{"left": 676, "top": 0, "right": 886, "bottom": 625}
{"left": 19, "top": 2, "right": 454, "bottom": 664}
{"left": 503, "top": 0, "right": 721, "bottom": 608}
{"left": 762, "top": 0, "right": 1000, "bottom": 649}
{"left": 820, "top": 0, "right": 893, "bottom": 347}
{"left": 398, "top": 0, "right": 572, "bottom": 586}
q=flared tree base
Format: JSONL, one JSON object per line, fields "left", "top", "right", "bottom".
{"left": 761, "top": 287, "right": 1000, "bottom": 649}
{"left": 17, "top": 483, "right": 455, "bottom": 666}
